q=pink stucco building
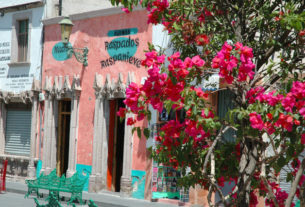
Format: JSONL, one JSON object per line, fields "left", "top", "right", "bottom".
{"left": 41, "top": 8, "right": 151, "bottom": 197}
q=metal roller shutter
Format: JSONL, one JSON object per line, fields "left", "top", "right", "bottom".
{"left": 5, "top": 109, "right": 31, "bottom": 156}
{"left": 280, "top": 150, "right": 305, "bottom": 203}
{"left": 217, "top": 90, "right": 236, "bottom": 142}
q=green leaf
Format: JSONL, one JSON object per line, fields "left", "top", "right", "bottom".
{"left": 137, "top": 127, "right": 142, "bottom": 139}
{"left": 147, "top": 111, "right": 152, "bottom": 121}
{"left": 237, "top": 112, "right": 243, "bottom": 120}
{"left": 144, "top": 128, "right": 150, "bottom": 139}
{"left": 277, "top": 156, "right": 286, "bottom": 169}
{"left": 132, "top": 127, "right": 137, "bottom": 135}
{"left": 204, "top": 108, "right": 209, "bottom": 117}
{"left": 286, "top": 173, "right": 293, "bottom": 183}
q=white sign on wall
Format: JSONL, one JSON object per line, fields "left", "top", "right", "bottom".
{"left": 0, "top": 4, "right": 44, "bottom": 93}
{"left": 201, "top": 74, "right": 219, "bottom": 91}
{"left": 0, "top": 41, "right": 34, "bottom": 93}
{"left": 0, "top": 42, "right": 10, "bottom": 62}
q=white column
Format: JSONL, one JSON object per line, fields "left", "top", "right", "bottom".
{"left": 101, "top": 99, "right": 109, "bottom": 184}
{"left": 27, "top": 94, "right": 38, "bottom": 178}
{"left": 41, "top": 93, "right": 52, "bottom": 174}
{"left": 89, "top": 96, "right": 109, "bottom": 192}
{"left": 49, "top": 99, "right": 57, "bottom": 170}
{"left": 66, "top": 92, "right": 80, "bottom": 177}
{"left": 0, "top": 102, "right": 5, "bottom": 155}
{"left": 89, "top": 95, "right": 100, "bottom": 192}
{"left": 120, "top": 112, "right": 133, "bottom": 197}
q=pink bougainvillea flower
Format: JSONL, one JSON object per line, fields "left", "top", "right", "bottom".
{"left": 147, "top": 8, "right": 159, "bottom": 24}
{"left": 234, "top": 42, "right": 243, "bottom": 50}
{"left": 117, "top": 107, "right": 127, "bottom": 118}
{"left": 275, "top": 113, "right": 294, "bottom": 132}
{"left": 301, "top": 134, "right": 305, "bottom": 145}
{"left": 246, "top": 86, "right": 265, "bottom": 104}
{"left": 194, "top": 87, "right": 208, "bottom": 99}
{"left": 127, "top": 117, "right": 136, "bottom": 125}
{"left": 266, "top": 113, "right": 273, "bottom": 120}
{"left": 264, "top": 122, "right": 275, "bottom": 135}
{"left": 239, "top": 46, "right": 253, "bottom": 62}
{"left": 121, "top": 7, "right": 131, "bottom": 14}
{"left": 191, "top": 55, "right": 205, "bottom": 67}
{"left": 201, "top": 109, "right": 214, "bottom": 119}
{"left": 249, "top": 112, "right": 264, "bottom": 130}
{"left": 249, "top": 191, "right": 258, "bottom": 207}
{"left": 281, "top": 93, "right": 296, "bottom": 113}
{"left": 299, "top": 107, "right": 305, "bottom": 118}
{"left": 217, "top": 176, "right": 225, "bottom": 187}
{"left": 156, "top": 54, "right": 166, "bottom": 64}
{"left": 184, "top": 57, "right": 193, "bottom": 68}
{"left": 198, "top": 13, "right": 205, "bottom": 23}
{"left": 195, "top": 34, "right": 209, "bottom": 45}
{"left": 136, "top": 113, "right": 145, "bottom": 121}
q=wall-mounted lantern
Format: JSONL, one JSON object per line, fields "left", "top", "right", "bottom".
{"left": 59, "top": 16, "right": 89, "bottom": 66}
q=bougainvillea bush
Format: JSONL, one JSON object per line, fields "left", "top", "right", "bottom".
{"left": 113, "top": 0, "right": 305, "bottom": 206}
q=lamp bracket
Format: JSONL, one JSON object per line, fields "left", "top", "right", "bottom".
{"left": 66, "top": 45, "right": 89, "bottom": 67}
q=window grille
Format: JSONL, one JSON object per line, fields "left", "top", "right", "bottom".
{"left": 17, "top": 19, "right": 29, "bottom": 62}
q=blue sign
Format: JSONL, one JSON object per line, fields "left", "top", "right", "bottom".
{"left": 107, "top": 28, "right": 138, "bottom": 37}
{"left": 52, "top": 42, "right": 72, "bottom": 61}
{"left": 105, "top": 37, "right": 139, "bottom": 61}
{"left": 101, "top": 28, "right": 142, "bottom": 69}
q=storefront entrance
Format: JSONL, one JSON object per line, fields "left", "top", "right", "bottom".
{"left": 107, "top": 99, "right": 125, "bottom": 192}
{"left": 56, "top": 100, "right": 71, "bottom": 176}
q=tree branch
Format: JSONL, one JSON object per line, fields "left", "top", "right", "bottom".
{"left": 285, "top": 158, "right": 305, "bottom": 207}
{"left": 260, "top": 152, "right": 279, "bottom": 207}
{"left": 203, "top": 126, "right": 234, "bottom": 174}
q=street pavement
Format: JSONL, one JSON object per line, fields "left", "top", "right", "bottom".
{"left": 1, "top": 181, "right": 177, "bottom": 207}
{"left": 0, "top": 192, "right": 35, "bottom": 207}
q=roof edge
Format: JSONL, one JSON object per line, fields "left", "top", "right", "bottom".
{"left": 0, "top": 0, "right": 43, "bottom": 10}
{"left": 42, "top": 5, "right": 145, "bottom": 26}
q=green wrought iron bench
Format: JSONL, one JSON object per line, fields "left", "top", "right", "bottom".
{"left": 26, "top": 169, "right": 58, "bottom": 198}
{"left": 33, "top": 192, "right": 63, "bottom": 207}
{"left": 34, "top": 193, "right": 98, "bottom": 207}
{"left": 25, "top": 169, "right": 89, "bottom": 205}
{"left": 71, "top": 199, "right": 98, "bottom": 207}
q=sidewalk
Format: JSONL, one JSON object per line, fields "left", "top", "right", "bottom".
{"left": 5, "top": 181, "right": 178, "bottom": 207}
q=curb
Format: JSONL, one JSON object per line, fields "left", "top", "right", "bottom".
{"left": 5, "top": 181, "right": 177, "bottom": 207}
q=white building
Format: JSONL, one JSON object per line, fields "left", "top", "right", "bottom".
{"left": 0, "top": 0, "right": 44, "bottom": 181}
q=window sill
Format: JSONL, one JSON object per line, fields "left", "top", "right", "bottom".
{"left": 8, "top": 62, "right": 31, "bottom": 67}
{"left": 0, "top": 154, "right": 38, "bottom": 161}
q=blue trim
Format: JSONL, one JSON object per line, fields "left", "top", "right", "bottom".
{"left": 76, "top": 164, "right": 92, "bottom": 191}
{"left": 131, "top": 170, "right": 146, "bottom": 199}
{"left": 36, "top": 160, "right": 42, "bottom": 178}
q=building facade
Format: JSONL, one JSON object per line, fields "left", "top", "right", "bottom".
{"left": 41, "top": 8, "right": 152, "bottom": 197}
{"left": 0, "top": 0, "right": 118, "bottom": 182}
{"left": 0, "top": 0, "right": 44, "bottom": 181}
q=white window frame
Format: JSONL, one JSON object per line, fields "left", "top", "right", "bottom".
{"left": 10, "top": 11, "right": 32, "bottom": 65}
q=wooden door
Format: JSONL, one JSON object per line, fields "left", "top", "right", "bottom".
{"left": 56, "top": 100, "right": 71, "bottom": 176}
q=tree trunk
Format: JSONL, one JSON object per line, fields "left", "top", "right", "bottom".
{"left": 235, "top": 139, "right": 258, "bottom": 207}
{"left": 300, "top": 179, "right": 305, "bottom": 207}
